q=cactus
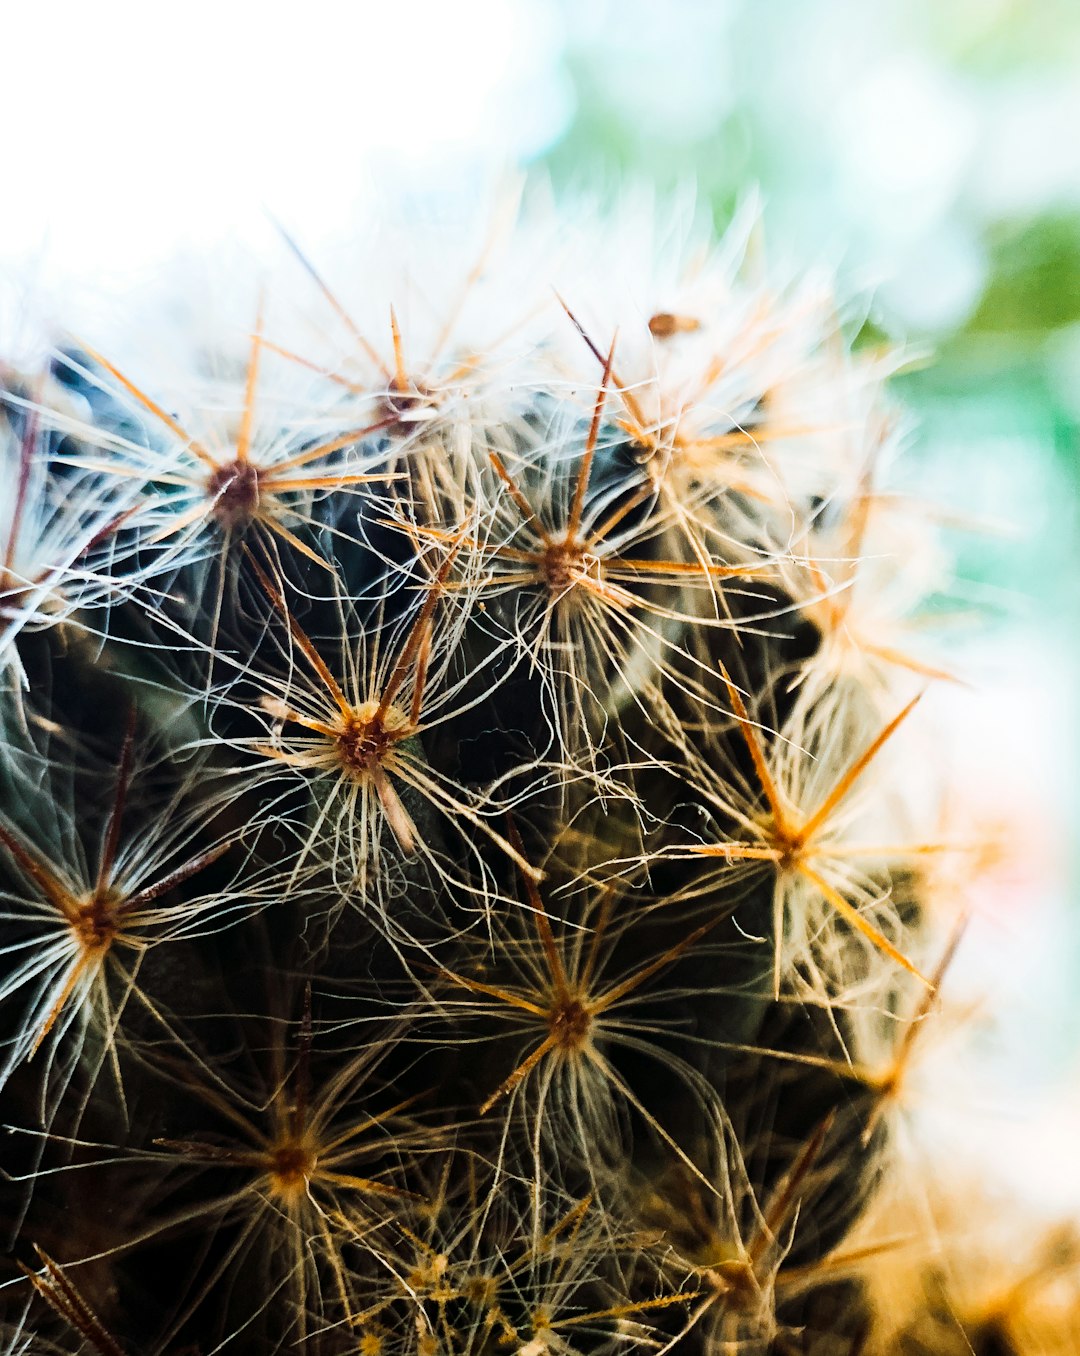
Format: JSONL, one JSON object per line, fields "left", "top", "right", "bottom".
{"left": 0, "top": 200, "right": 977, "bottom": 1354}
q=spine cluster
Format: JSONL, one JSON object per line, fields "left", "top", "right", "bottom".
{"left": 0, "top": 204, "right": 989, "bottom": 1354}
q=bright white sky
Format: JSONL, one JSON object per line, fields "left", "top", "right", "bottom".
{"left": 0, "top": 0, "right": 569, "bottom": 288}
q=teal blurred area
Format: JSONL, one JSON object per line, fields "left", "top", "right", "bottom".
{"left": 540, "top": 0, "right": 1080, "bottom": 503}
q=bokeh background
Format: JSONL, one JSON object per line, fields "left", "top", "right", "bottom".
{"left": 3, "top": 0, "right": 1078, "bottom": 1202}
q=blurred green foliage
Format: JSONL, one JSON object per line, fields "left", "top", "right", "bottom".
{"left": 970, "top": 215, "right": 1080, "bottom": 337}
